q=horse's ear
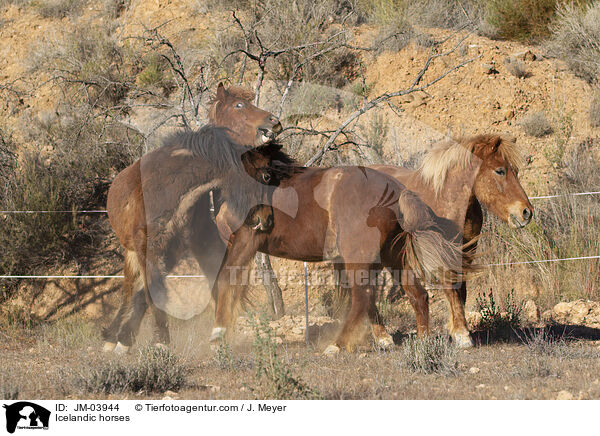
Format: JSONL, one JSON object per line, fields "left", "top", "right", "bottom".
{"left": 491, "top": 136, "right": 502, "bottom": 152}
{"left": 216, "top": 82, "right": 226, "bottom": 100}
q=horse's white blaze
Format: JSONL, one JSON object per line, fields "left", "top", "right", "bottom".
{"left": 114, "top": 342, "right": 131, "bottom": 354}
{"left": 102, "top": 342, "right": 117, "bottom": 352}
{"left": 209, "top": 327, "right": 226, "bottom": 342}
{"left": 323, "top": 344, "right": 340, "bottom": 355}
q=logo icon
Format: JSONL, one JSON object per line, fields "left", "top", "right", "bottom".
{"left": 3, "top": 402, "right": 50, "bottom": 434}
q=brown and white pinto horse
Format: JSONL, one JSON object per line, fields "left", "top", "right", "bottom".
{"left": 102, "top": 84, "right": 282, "bottom": 353}
{"left": 371, "top": 134, "right": 533, "bottom": 347}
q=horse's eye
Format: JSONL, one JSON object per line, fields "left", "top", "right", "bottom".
{"left": 262, "top": 172, "right": 271, "bottom": 184}
{"left": 235, "top": 102, "right": 245, "bottom": 109}
{"left": 495, "top": 167, "right": 506, "bottom": 176}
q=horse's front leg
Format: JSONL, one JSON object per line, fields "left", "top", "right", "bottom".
{"left": 210, "top": 224, "right": 267, "bottom": 342}
{"left": 443, "top": 281, "right": 474, "bottom": 348}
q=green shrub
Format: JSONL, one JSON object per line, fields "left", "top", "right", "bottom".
{"left": 475, "top": 289, "right": 522, "bottom": 340}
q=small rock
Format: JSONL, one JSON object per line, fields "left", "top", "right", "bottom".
{"left": 542, "top": 310, "right": 553, "bottom": 323}
{"left": 469, "top": 367, "right": 480, "bottom": 374}
{"left": 514, "top": 50, "right": 537, "bottom": 61}
{"left": 556, "top": 390, "right": 573, "bottom": 400}
{"left": 481, "top": 62, "right": 499, "bottom": 75}
{"left": 524, "top": 300, "right": 541, "bottom": 324}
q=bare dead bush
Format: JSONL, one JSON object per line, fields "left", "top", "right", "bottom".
{"left": 485, "top": 0, "right": 559, "bottom": 42}
{"left": 404, "top": 0, "right": 486, "bottom": 29}
{"left": 546, "top": 2, "right": 600, "bottom": 84}
{"left": 590, "top": 90, "right": 600, "bottom": 127}
{"left": 31, "top": 0, "right": 87, "bottom": 19}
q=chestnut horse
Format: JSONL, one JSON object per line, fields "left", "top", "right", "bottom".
{"left": 102, "top": 84, "right": 282, "bottom": 353}
{"left": 212, "top": 164, "right": 476, "bottom": 354}
{"left": 371, "top": 134, "right": 533, "bottom": 347}
{"left": 103, "top": 127, "right": 294, "bottom": 354}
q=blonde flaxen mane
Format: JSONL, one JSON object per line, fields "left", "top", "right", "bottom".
{"left": 417, "top": 134, "right": 523, "bottom": 196}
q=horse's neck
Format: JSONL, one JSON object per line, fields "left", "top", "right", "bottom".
{"left": 415, "top": 162, "right": 480, "bottom": 226}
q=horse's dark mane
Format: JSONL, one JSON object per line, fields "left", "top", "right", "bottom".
{"left": 162, "top": 125, "right": 247, "bottom": 173}
{"left": 251, "top": 141, "right": 305, "bottom": 179}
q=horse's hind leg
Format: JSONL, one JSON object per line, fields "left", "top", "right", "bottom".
{"left": 365, "top": 269, "right": 394, "bottom": 349}
{"left": 402, "top": 275, "right": 430, "bottom": 337}
{"left": 114, "top": 289, "right": 148, "bottom": 354}
{"left": 327, "top": 263, "right": 372, "bottom": 354}
{"left": 148, "top": 302, "right": 170, "bottom": 346}
{"left": 103, "top": 250, "right": 141, "bottom": 352}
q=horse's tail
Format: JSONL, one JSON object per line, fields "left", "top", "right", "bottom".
{"left": 396, "top": 191, "right": 479, "bottom": 285}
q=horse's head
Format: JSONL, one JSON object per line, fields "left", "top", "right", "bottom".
{"left": 209, "top": 83, "right": 282, "bottom": 146}
{"left": 471, "top": 135, "right": 533, "bottom": 228}
{"left": 241, "top": 142, "right": 300, "bottom": 187}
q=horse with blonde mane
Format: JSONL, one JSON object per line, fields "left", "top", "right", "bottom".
{"left": 371, "top": 134, "right": 533, "bottom": 347}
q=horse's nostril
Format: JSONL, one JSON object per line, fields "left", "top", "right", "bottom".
{"left": 522, "top": 208, "right": 531, "bottom": 221}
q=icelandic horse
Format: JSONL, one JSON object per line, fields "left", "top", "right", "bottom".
{"left": 371, "top": 134, "right": 533, "bottom": 347}
{"left": 212, "top": 163, "right": 478, "bottom": 354}
{"left": 102, "top": 84, "right": 282, "bottom": 353}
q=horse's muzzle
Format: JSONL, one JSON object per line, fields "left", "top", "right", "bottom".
{"left": 509, "top": 207, "right": 533, "bottom": 228}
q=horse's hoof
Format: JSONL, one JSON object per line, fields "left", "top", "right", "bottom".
{"left": 209, "top": 327, "right": 226, "bottom": 342}
{"left": 113, "top": 342, "right": 131, "bottom": 355}
{"left": 453, "top": 332, "right": 474, "bottom": 349}
{"left": 102, "top": 342, "right": 117, "bottom": 353}
{"left": 323, "top": 344, "right": 340, "bottom": 355}
{"left": 376, "top": 334, "right": 394, "bottom": 350}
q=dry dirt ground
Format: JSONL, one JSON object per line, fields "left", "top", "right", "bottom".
{"left": 2, "top": 302, "right": 600, "bottom": 401}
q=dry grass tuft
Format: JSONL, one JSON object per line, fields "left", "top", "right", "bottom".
{"left": 76, "top": 346, "right": 188, "bottom": 394}
{"left": 399, "top": 335, "right": 458, "bottom": 375}
{"left": 504, "top": 56, "right": 529, "bottom": 78}
{"left": 519, "top": 111, "right": 553, "bottom": 137}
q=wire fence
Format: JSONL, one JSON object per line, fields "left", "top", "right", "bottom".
{"left": 0, "top": 189, "right": 598, "bottom": 279}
